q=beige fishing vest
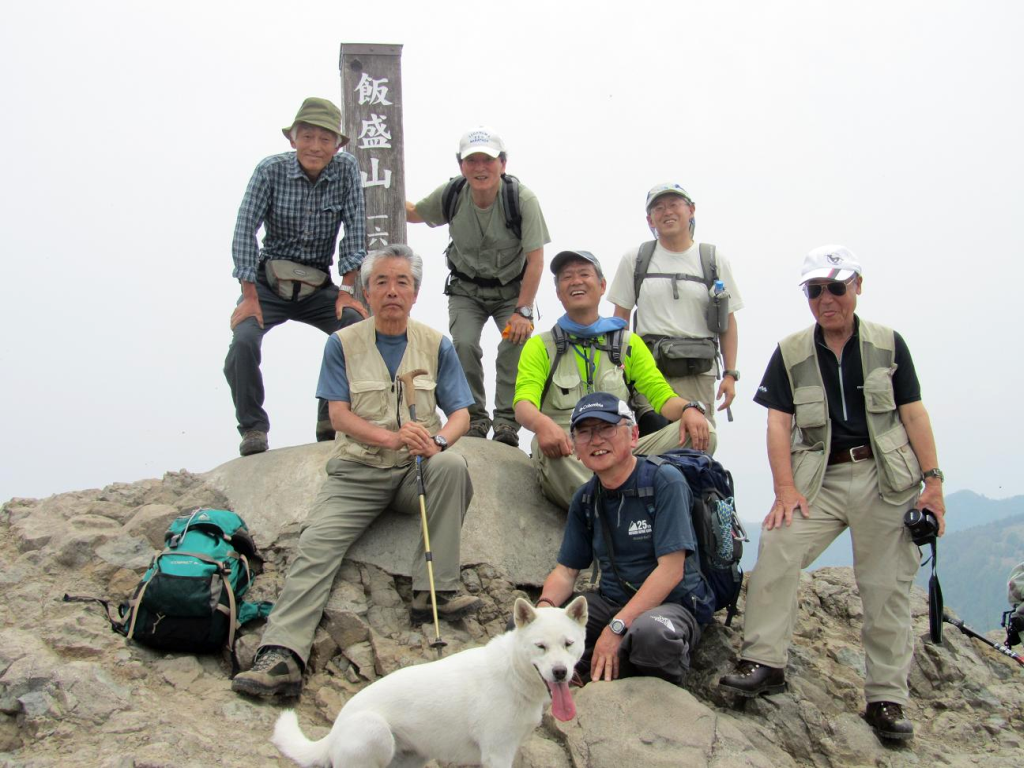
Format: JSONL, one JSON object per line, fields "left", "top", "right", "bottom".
{"left": 778, "top": 319, "right": 922, "bottom": 506}
{"left": 539, "top": 330, "right": 630, "bottom": 429}
{"left": 332, "top": 318, "right": 444, "bottom": 468}
{"left": 446, "top": 185, "right": 525, "bottom": 285}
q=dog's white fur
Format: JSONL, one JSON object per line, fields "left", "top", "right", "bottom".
{"left": 272, "top": 596, "right": 588, "bottom": 768}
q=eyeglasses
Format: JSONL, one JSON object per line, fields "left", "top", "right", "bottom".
{"left": 572, "top": 420, "right": 627, "bottom": 443}
{"left": 803, "top": 278, "right": 855, "bottom": 299}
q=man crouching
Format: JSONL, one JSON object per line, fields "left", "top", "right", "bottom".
{"left": 534, "top": 392, "right": 712, "bottom": 685}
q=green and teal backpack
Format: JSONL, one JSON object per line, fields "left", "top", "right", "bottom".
{"left": 67, "top": 508, "right": 272, "bottom": 656}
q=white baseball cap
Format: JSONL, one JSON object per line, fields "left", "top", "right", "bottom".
{"left": 458, "top": 127, "right": 505, "bottom": 160}
{"left": 799, "top": 244, "right": 863, "bottom": 284}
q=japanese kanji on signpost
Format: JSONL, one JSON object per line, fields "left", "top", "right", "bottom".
{"left": 339, "top": 43, "right": 406, "bottom": 263}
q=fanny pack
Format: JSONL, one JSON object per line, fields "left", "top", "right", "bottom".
{"left": 644, "top": 336, "right": 718, "bottom": 377}
{"left": 264, "top": 260, "right": 328, "bottom": 301}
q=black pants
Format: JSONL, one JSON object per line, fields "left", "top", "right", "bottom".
{"left": 224, "top": 276, "right": 361, "bottom": 435}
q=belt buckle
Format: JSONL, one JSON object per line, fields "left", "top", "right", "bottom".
{"left": 850, "top": 446, "right": 869, "bottom": 463}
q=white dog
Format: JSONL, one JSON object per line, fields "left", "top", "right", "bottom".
{"left": 272, "top": 596, "right": 588, "bottom": 768}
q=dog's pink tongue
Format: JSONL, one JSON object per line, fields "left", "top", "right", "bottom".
{"left": 547, "top": 680, "right": 576, "bottom": 721}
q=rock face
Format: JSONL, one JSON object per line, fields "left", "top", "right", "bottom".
{"left": 2, "top": 442, "right": 1022, "bottom": 767}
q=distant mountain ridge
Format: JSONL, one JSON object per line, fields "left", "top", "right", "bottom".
{"left": 739, "top": 490, "right": 1024, "bottom": 632}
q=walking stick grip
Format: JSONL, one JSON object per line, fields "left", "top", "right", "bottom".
{"left": 398, "top": 369, "right": 429, "bottom": 423}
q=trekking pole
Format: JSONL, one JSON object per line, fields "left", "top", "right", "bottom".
{"left": 943, "top": 613, "right": 1024, "bottom": 668}
{"left": 397, "top": 369, "right": 447, "bottom": 659}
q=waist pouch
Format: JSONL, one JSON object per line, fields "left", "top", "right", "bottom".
{"left": 265, "top": 260, "right": 328, "bottom": 301}
{"left": 644, "top": 336, "right": 717, "bottom": 377}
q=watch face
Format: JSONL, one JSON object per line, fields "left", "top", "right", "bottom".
{"left": 610, "top": 619, "right": 626, "bottom": 635}
{"left": 517, "top": 306, "right": 533, "bottom": 319}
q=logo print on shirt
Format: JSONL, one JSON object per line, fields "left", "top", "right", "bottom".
{"left": 628, "top": 520, "right": 652, "bottom": 537}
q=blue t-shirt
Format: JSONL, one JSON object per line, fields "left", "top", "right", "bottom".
{"left": 557, "top": 462, "right": 709, "bottom": 610}
{"left": 316, "top": 331, "right": 474, "bottom": 416}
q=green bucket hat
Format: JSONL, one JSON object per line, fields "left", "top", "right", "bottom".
{"left": 282, "top": 97, "right": 349, "bottom": 147}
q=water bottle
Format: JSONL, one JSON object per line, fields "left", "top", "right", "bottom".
{"left": 707, "top": 280, "right": 730, "bottom": 333}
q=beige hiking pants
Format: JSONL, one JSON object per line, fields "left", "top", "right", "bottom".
{"left": 740, "top": 460, "right": 921, "bottom": 704}
{"left": 260, "top": 453, "right": 473, "bottom": 664}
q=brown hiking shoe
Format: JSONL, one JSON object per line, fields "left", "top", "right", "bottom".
{"left": 864, "top": 701, "right": 914, "bottom": 741}
{"left": 718, "top": 660, "right": 787, "bottom": 697}
{"left": 239, "top": 430, "right": 268, "bottom": 456}
{"left": 410, "top": 591, "right": 483, "bottom": 622}
{"left": 492, "top": 424, "right": 520, "bottom": 447}
{"left": 231, "top": 646, "right": 302, "bottom": 698}
{"left": 465, "top": 420, "right": 490, "bottom": 439}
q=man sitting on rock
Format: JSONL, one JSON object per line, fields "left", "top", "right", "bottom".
{"left": 718, "top": 245, "right": 945, "bottom": 742}
{"left": 232, "top": 244, "right": 482, "bottom": 699}
{"left": 533, "top": 392, "right": 711, "bottom": 685}
{"left": 514, "top": 249, "right": 713, "bottom": 510}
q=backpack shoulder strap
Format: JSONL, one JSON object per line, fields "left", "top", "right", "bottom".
{"left": 698, "top": 243, "right": 718, "bottom": 287}
{"left": 499, "top": 173, "right": 523, "bottom": 240}
{"left": 603, "top": 327, "right": 628, "bottom": 367}
{"left": 632, "top": 240, "right": 659, "bottom": 302}
{"left": 540, "top": 326, "right": 570, "bottom": 408}
{"left": 441, "top": 177, "right": 467, "bottom": 225}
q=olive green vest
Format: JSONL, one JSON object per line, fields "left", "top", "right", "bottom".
{"left": 332, "top": 318, "right": 444, "bottom": 468}
{"left": 539, "top": 331, "right": 631, "bottom": 429}
{"left": 446, "top": 184, "right": 525, "bottom": 285}
{"left": 778, "top": 318, "right": 922, "bottom": 506}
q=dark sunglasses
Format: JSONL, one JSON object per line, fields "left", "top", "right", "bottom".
{"left": 803, "top": 279, "right": 855, "bottom": 299}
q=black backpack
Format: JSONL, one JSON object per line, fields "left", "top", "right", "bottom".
{"left": 441, "top": 173, "right": 522, "bottom": 239}
{"left": 540, "top": 325, "right": 630, "bottom": 408}
{"left": 579, "top": 448, "right": 747, "bottom": 626}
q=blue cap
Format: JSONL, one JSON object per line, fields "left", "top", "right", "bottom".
{"left": 570, "top": 392, "right": 633, "bottom": 431}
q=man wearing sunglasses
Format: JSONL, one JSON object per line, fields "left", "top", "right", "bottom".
{"left": 719, "top": 245, "right": 945, "bottom": 743}
{"left": 533, "top": 392, "right": 710, "bottom": 685}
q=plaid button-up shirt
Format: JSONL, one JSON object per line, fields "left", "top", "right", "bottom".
{"left": 231, "top": 152, "right": 366, "bottom": 283}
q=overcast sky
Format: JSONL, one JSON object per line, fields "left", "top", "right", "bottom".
{"left": 2, "top": 1, "right": 1021, "bottom": 523}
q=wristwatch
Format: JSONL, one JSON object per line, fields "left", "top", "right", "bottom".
{"left": 514, "top": 306, "right": 534, "bottom": 320}
{"left": 432, "top": 435, "right": 448, "bottom": 452}
{"left": 338, "top": 283, "right": 356, "bottom": 295}
{"left": 682, "top": 401, "right": 706, "bottom": 415}
{"left": 609, "top": 618, "right": 627, "bottom": 636}
{"left": 923, "top": 468, "right": 944, "bottom": 483}
{"left": 723, "top": 369, "right": 740, "bottom": 381}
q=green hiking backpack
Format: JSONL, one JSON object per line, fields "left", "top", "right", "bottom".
{"left": 66, "top": 508, "right": 272, "bottom": 656}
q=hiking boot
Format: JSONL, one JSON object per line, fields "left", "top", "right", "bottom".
{"left": 465, "top": 420, "right": 490, "bottom": 439}
{"left": 492, "top": 424, "right": 520, "bottom": 447}
{"left": 315, "top": 419, "right": 335, "bottom": 442}
{"left": 864, "top": 701, "right": 914, "bottom": 741}
{"left": 410, "top": 591, "right": 483, "bottom": 622}
{"left": 231, "top": 646, "right": 302, "bottom": 698}
{"left": 239, "top": 430, "right": 268, "bottom": 456}
{"left": 718, "top": 660, "right": 787, "bottom": 697}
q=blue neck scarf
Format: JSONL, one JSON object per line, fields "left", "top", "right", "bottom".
{"left": 556, "top": 314, "right": 627, "bottom": 339}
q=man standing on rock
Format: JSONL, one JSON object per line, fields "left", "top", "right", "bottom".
{"left": 232, "top": 244, "right": 482, "bottom": 699}
{"left": 406, "top": 126, "right": 550, "bottom": 448}
{"left": 608, "top": 183, "right": 743, "bottom": 433}
{"left": 718, "top": 245, "right": 945, "bottom": 742}
{"left": 224, "top": 97, "right": 367, "bottom": 457}
{"left": 534, "top": 392, "right": 711, "bottom": 685}
{"left": 514, "top": 249, "right": 713, "bottom": 510}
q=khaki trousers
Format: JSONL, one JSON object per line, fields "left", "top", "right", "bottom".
{"left": 260, "top": 453, "right": 473, "bottom": 664}
{"left": 532, "top": 419, "right": 718, "bottom": 511}
{"left": 740, "top": 460, "right": 920, "bottom": 704}
{"left": 447, "top": 288, "right": 522, "bottom": 431}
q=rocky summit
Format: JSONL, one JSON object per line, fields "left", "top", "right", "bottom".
{"left": 2, "top": 440, "right": 1021, "bottom": 767}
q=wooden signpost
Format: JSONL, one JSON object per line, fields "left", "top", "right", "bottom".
{"left": 339, "top": 43, "right": 406, "bottom": 257}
